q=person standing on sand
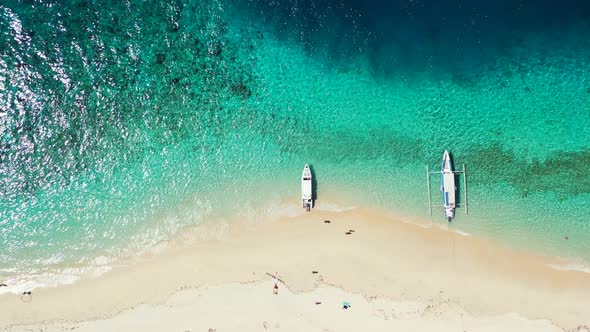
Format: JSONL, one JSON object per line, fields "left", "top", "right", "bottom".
{"left": 273, "top": 283, "right": 278, "bottom": 295}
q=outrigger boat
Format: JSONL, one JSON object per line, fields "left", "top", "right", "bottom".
{"left": 426, "top": 150, "right": 468, "bottom": 221}
{"left": 301, "top": 164, "right": 313, "bottom": 211}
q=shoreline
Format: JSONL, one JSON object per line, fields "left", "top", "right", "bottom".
{"left": 2, "top": 193, "right": 589, "bottom": 297}
{"left": 1, "top": 205, "right": 589, "bottom": 330}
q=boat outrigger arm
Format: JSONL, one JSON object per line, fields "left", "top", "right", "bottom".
{"left": 425, "top": 154, "right": 468, "bottom": 221}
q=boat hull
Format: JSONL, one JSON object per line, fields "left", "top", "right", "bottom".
{"left": 441, "top": 151, "right": 456, "bottom": 220}
{"left": 301, "top": 164, "right": 313, "bottom": 210}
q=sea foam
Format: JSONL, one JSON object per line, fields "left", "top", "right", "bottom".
{"left": 548, "top": 263, "right": 590, "bottom": 274}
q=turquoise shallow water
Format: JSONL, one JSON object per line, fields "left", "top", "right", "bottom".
{"left": 1, "top": 0, "right": 590, "bottom": 288}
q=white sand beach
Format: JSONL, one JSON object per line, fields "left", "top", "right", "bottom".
{"left": 1, "top": 206, "right": 589, "bottom": 331}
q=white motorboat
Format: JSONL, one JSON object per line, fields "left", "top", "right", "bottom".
{"left": 301, "top": 164, "right": 313, "bottom": 211}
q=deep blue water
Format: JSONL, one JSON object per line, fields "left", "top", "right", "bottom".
{"left": 239, "top": 0, "right": 590, "bottom": 75}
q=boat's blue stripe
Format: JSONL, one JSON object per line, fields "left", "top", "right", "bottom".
{"left": 441, "top": 173, "right": 445, "bottom": 204}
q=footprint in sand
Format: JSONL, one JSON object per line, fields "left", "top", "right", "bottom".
{"left": 262, "top": 321, "right": 280, "bottom": 330}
